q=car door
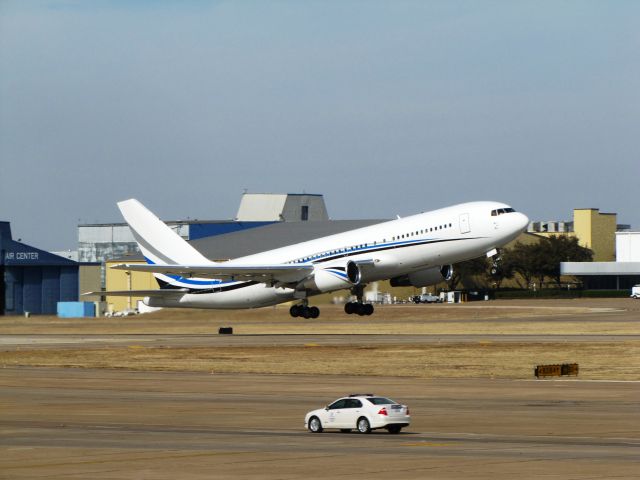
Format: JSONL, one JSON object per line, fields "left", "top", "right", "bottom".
{"left": 324, "top": 399, "right": 348, "bottom": 428}
{"left": 340, "top": 399, "right": 363, "bottom": 428}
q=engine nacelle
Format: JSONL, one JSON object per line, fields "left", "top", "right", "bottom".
{"left": 301, "top": 262, "right": 361, "bottom": 293}
{"left": 390, "top": 265, "right": 453, "bottom": 287}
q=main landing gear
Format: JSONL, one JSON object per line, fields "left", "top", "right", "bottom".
{"left": 290, "top": 303, "right": 320, "bottom": 319}
{"left": 344, "top": 302, "right": 374, "bottom": 316}
{"left": 345, "top": 285, "right": 374, "bottom": 316}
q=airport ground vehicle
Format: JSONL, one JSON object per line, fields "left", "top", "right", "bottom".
{"left": 305, "top": 394, "right": 410, "bottom": 434}
{"left": 631, "top": 285, "right": 640, "bottom": 299}
{"left": 412, "top": 293, "right": 442, "bottom": 303}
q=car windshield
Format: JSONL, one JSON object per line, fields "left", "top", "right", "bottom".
{"left": 365, "top": 397, "right": 395, "bottom": 405}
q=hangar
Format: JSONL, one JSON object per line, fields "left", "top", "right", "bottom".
{"left": 0, "top": 221, "right": 99, "bottom": 315}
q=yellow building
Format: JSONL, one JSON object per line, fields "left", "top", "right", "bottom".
{"left": 529, "top": 208, "right": 617, "bottom": 261}
{"left": 573, "top": 209, "right": 616, "bottom": 261}
{"left": 105, "top": 259, "right": 157, "bottom": 312}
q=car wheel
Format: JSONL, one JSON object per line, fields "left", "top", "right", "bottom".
{"left": 386, "top": 425, "right": 402, "bottom": 434}
{"left": 308, "top": 416, "right": 323, "bottom": 433}
{"left": 339, "top": 429, "right": 351, "bottom": 433}
{"left": 357, "top": 417, "right": 371, "bottom": 434}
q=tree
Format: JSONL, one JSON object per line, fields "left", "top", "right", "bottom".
{"left": 540, "top": 235, "right": 593, "bottom": 286}
{"left": 448, "top": 256, "right": 490, "bottom": 290}
{"left": 508, "top": 236, "right": 593, "bottom": 289}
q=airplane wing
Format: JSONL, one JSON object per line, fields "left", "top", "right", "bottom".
{"left": 109, "top": 263, "right": 314, "bottom": 283}
{"left": 83, "top": 288, "right": 189, "bottom": 297}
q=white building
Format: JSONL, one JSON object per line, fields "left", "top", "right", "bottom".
{"left": 616, "top": 231, "right": 640, "bottom": 262}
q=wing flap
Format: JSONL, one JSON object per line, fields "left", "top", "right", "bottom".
{"left": 110, "top": 263, "right": 314, "bottom": 283}
{"left": 83, "top": 289, "right": 189, "bottom": 297}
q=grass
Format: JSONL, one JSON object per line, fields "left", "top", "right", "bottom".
{"left": 1, "top": 299, "right": 638, "bottom": 380}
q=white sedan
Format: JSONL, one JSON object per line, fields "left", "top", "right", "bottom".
{"left": 304, "top": 394, "right": 410, "bottom": 434}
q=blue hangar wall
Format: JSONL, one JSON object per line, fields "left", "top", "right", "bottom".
{"left": 1, "top": 221, "right": 79, "bottom": 315}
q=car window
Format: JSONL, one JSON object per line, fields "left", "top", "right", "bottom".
{"left": 365, "top": 397, "right": 395, "bottom": 405}
{"left": 327, "top": 399, "right": 347, "bottom": 410}
{"left": 344, "top": 399, "right": 362, "bottom": 408}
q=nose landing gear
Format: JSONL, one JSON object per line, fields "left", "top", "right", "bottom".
{"left": 489, "top": 250, "right": 503, "bottom": 276}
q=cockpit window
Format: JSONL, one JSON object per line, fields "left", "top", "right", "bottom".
{"left": 491, "top": 207, "right": 516, "bottom": 216}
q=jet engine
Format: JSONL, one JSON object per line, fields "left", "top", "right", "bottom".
{"left": 390, "top": 265, "right": 453, "bottom": 288}
{"left": 301, "top": 261, "right": 362, "bottom": 293}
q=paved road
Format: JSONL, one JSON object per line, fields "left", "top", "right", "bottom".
{"left": 1, "top": 368, "right": 638, "bottom": 479}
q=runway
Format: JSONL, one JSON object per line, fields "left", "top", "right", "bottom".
{"left": 2, "top": 332, "right": 640, "bottom": 349}
{"left": 1, "top": 300, "right": 638, "bottom": 478}
{"left": 1, "top": 368, "right": 638, "bottom": 479}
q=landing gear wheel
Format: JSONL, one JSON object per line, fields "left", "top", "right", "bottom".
{"left": 386, "top": 425, "right": 402, "bottom": 434}
{"left": 490, "top": 252, "right": 503, "bottom": 277}
{"left": 308, "top": 416, "right": 323, "bottom": 433}
{"left": 339, "top": 429, "right": 351, "bottom": 433}
{"left": 357, "top": 417, "right": 371, "bottom": 434}
{"left": 345, "top": 302, "right": 374, "bottom": 316}
{"left": 292, "top": 304, "right": 320, "bottom": 319}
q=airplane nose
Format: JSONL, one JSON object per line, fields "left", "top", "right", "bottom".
{"left": 516, "top": 212, "right": 529, "bottom": 232}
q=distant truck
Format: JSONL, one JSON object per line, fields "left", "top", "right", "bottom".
{"left": 413, "top": 293, "right": 442, "bottom": 304}
{"left": 631, "top": 285, "right": 640, "bottom": 299}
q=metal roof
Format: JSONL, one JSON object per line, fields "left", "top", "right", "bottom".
{"left": 114, "top": 219, "right": 387, "bottom": 262}
{"left": 561, "top": 262, "right": 640, "bottom": 275}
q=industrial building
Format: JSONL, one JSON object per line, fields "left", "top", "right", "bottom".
{"left": 0, "top": 221, "right": 99, "bottom": 315}
{"left": 528, "top": 208, "right": 629, "bottom": 262}
{"left": 527, "top": 207, "right": 639, "bottom": 290}
{"left": 103, "top": 194, "right": 382, "bottom": 311}
{"left": 84, "top": 193, "right": 377, "bottom": 311}
{"left": 561, "top": 230, "right": 640, "bottom": 290}
{"left": 79, "top": 193, "right": 329, "bottom": 264}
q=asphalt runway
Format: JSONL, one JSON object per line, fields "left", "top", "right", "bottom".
{"left": 1, "top": 367, "right": 638, "bottom": 479}
{"left": 1, "top": 300, "right": 638, "bottom": 478}
{"left": 2, "top": 332, "right": 640, "bottom": 349}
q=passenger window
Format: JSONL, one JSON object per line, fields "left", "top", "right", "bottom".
{"left": 328, "top": 399, "right": 347, "bottom": 410}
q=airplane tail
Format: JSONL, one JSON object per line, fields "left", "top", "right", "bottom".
{"left": 118, "top": 199, "right": 211, "bottom": 266}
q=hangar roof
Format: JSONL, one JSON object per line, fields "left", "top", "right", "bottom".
{"left": 194, "top": 219, "right": 385, "bottom": 260}
{"left": 115, "top": 219, "right": 386, "bottom": 262}
{"left": 561, "top": 262, "right": 640, "bottom": 275}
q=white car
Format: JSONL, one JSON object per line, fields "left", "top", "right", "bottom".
{"left": 304, "top": 394, "right": 410, "bottom": 434}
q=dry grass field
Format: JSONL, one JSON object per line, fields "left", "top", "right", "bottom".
{"left": 1, "top": 299, "right": 638, "bottom": 380}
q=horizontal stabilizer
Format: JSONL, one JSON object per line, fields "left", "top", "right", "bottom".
{"left": 83, "top": 288, "right": 189, "bottom": 297}
{"left": 110, "top": 263, "right": 313, "bottom": 283}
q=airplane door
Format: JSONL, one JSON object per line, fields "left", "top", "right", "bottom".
{"left": 459, "top": 213, "right": 470, "bottom": 234}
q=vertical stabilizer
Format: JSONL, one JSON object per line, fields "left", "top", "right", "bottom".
{"left": 118, "top": 199, "right": 212, "bottom": 265}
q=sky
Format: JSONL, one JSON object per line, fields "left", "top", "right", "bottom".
{"left": 1, "top": 0, "right": 638, "bottom": 251}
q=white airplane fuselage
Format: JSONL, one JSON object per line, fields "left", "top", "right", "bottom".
{"left": 144, "top": 201, "right": 528, "bottom": 310}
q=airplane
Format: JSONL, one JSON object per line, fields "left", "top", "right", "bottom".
{"left": 90, "top": 199, "right": 529, "bottom": 318}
